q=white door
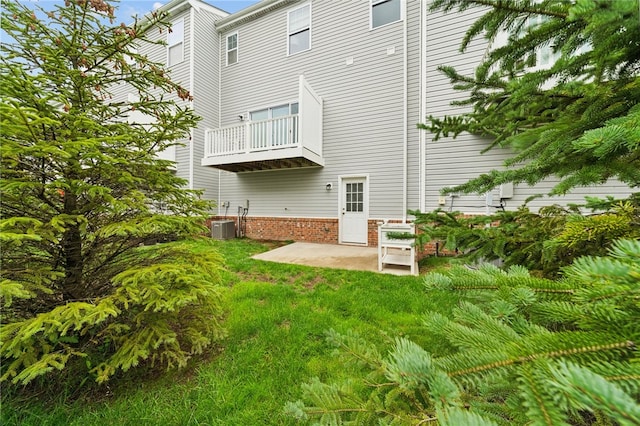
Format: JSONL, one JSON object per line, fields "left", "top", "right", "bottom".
{"left": 340, "top": 176, "right": 368, "bottom": 245}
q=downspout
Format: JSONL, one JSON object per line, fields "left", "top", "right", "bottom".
{"left": 217, "top": 19, "right": 223, "bottom": 216}
{"left": 419, "top": 0, "right": 427, "bottom": 212}
{"left": 218, "top": 169, "right": 222, "bottom": 216}
{"left": 402, "top": 0, "right": 408, "bottom": 223}
{"left": 188, "top": 6, "right": 195, "bottom": 190}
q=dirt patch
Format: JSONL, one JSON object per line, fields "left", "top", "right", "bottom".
{"left": 279, "top": 320, "right": 291, "bottom": 330}
{"left": 302, "top": 275, "right": 325, "bottom": 290}
{"left": 254, "top": 239, "right": 294, "bottom": 250}
{"left": 234, "top": 271, "right": 276, "bottom": 284}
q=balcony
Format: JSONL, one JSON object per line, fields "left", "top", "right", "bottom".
{"left": 202, "top": 76, "right": 323, "bottom": 172}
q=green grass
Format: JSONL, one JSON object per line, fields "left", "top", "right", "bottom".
{"left": 3, "top": 238, "right": 456, "bottom": 426}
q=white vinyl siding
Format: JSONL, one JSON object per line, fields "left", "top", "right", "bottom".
{"left": 218, "top": 1, "right": 408, "bottom": 219}
{"left": 192, "top": 8, "right": 227, "bottom": 202}
{"left": 371, "top": 0, "right": 401, "bottom": 29}
{"left": 168, "top": 18, "right": 184, "bottom": 66}
{"left": 287, "top": 4, "right": 311, "bottom": 55}
{"left": 423, "top": 6, "right": 631, "bottom": 213}
{"left": 226, "top": 32, "right": 238, "bottom": 65}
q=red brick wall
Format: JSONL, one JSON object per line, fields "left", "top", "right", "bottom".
{"left": 206, "top": 215, "right": 440, "bottom": 258}
{"left": 208, "top": 216, "right": 338, "bottom": 244}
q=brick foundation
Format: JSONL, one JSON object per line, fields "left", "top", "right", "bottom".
{"left": 206, "top": 216, "right": 441, "bottom": 258}
{"left": 208, "top": 216, "right": 339, "bottom": 244}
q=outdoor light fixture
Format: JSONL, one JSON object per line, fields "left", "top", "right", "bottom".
{"left": 325, "top": 183, "right": 332, "bottom": 190}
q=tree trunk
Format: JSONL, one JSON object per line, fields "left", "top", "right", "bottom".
{"left": 62, "top": 191, "right": 84, "bottom": 300}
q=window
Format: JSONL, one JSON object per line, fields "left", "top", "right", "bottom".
{"left": 288, "top": 4, "right": 310, "bottom": 55}
{"left": 516, "top": 15, "right": 562, "bottom": 70}
{"left": 371, "top": 0, "right": 401, "bottom": 29}
{"left": 226, "top": 33, "right": 238, "bottom": 65}
{"left": 167, "top": 18, "right": 184, "bottom": 66}
{"left": 345, "top": 182, "right": 364, "bottom": 212}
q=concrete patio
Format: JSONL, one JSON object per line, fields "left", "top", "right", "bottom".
{"left": 251, "top": 242, "right": 418, "bottom": 276}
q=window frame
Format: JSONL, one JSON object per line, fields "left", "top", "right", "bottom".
{"left": 370, "top": 0, "right": 402, "bottom": 30}
{"left": 167, "top": 18, "right": 185, "bottom": 66}
{"left": 226, "top": 32, "right": 238, "bottom": 66}
{"left": 287, "top": 3, "right": 311, "bottom": 56}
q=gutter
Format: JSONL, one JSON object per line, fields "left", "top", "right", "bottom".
{"left": 215, "top": 0, "right": 295, "bottom": 32}
{"left": 137, "top": 0, "right": 228, "bottom": 25}
{"left": 218, "top": 15, "right": 223, "bottom": 216}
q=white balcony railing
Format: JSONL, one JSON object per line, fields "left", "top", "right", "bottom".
{"left": 202, "top": 75, "right": 323, "bottom": 172}
{"left": 205, "top": 115, "right": 299, "bottom": 157}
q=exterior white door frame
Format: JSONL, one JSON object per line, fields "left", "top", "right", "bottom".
{"left": 338, "top": 174, "right": 369, "bottom": 245}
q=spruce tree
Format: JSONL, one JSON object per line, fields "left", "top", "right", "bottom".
{"left": 0, "top": 0, "right": 224, "bottom": 386}
{"left": 287, "top": 240, "right": 640, "bottom": 425}
{"left": 423, "top": 0, "right": 640, "bottom": 196}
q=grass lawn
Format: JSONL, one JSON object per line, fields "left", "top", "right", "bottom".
{"left": 3, "top": 238, "right": 457, "bottom": 426}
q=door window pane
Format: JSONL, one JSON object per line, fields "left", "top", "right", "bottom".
{"left": 346, "top": 182, "right": 364, "bottom": 212}
{"left": 271, "top": 105, "right": 289, "bottom": 146}
{"left": 250, "top": 109, "right": 268, "bottom": 121}
{"left": 248, "top": 104, "right": 299, "bottom": 148}
{"left": 271, "top": 105, "right": 290, "bottom": 118}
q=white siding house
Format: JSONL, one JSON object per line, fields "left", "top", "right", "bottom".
{"left": 111, "top": 0, "right": 228, "bottom": 200}
{"left": 131, "top": 0, "right": 631, "bottom": 246}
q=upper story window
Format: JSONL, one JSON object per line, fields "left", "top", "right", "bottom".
{"left": 167, "top": 18, "right": 184, "bottom": 66}
{"left": 287, "top": 4, "right": 311, "bottom": 55}
{"left": 371, "top": 0, "right": 401, "bottom": 29}
{"left": 227, "top": 32, "right": 238, "bottom": 65}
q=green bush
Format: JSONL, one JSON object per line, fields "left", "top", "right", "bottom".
{"left": 412, "top": 195, "right": 639, "bottom": 277}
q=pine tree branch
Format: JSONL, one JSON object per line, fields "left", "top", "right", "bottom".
{"left": 459, "top": 0, "right": 568, "bottom": 19}
{"left": 448, "top": 340, "right": 635, "bottom": 378}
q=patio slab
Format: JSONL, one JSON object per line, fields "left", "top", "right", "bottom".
{"left": 251, "top": 242, "right": 418, "bottom": 276}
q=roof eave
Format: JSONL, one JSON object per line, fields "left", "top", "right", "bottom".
{"left": 215, "top": 0, "right": 298, "bottom": 32}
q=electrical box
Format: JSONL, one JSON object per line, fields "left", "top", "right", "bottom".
{"left": 499, "top": 182, "right": 514, "bottom": 199}
{"left": 211, "top": 220, "right": 235, "bottom": 240}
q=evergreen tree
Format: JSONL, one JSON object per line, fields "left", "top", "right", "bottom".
{"left": 287, "top": 240, "right": 640, "bottom": 425}
{"left": 0, "top": 0, "right": 224, "bottom": 386}
{"left": 423, "top": 0, "right": 640, "bottom": 196}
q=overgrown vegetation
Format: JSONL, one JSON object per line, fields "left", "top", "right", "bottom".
{"left": 288, "top": 240, "right": 640, "bottom": 425}
{"left": 0, "top": 0, "right": 224, "bottom": 387}
{"left": 413, "top": 195, "right": 640, "bottom": 277}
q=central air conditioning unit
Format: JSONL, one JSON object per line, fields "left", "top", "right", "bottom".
{"left": 211, "top": 220, "right": 236, "bottom": 240}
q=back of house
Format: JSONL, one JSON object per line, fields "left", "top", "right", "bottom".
{"left": 125, "top": 0, "right": 632, "bottom": 246}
